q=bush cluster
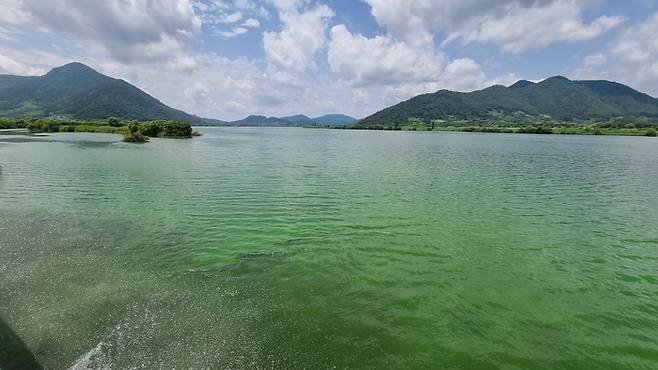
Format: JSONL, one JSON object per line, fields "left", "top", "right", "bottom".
{"left": 0, "top": 117, "right": 194, "bottom": 139}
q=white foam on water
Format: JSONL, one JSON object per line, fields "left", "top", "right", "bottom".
{"left": 69, "top": 342, "right": 108, "bottom": 370}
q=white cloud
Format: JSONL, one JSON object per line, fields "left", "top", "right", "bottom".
{"left": 328, "top": 25, "right": 443, "bottom": 86}
{"left": 219, "top": 11, "right": 243, "bottom": 23}
{"left": 263, "top": 3, "right": 334, "bottom": 72}
{"left": 440, "top": 58, "right": 488, "bottom": 91}
{"left": 269, "top": 0, "right": 308, "bottom": 11}
{"left": 0, "top": 53, "right": 44, "bottom": 75}
{"left": 582, "top": 53, "right": 607, "bottom": 67}
{"left": 571, "top": 12, "right": 658, "bottom": 96}
{"left": 365, "top": 0, "right": 623, "bottom": 53}
{"left": 468, "top": 2, "right": 624, "bottom": 53}
{"left": 195, "top": 1, "right": 263, "bottom": 38}
{"left": 326, "top": 23, "right": 518, "bottom": 115}
{"left": 0, "top": 46, "right": 73, "bottom": 74}
{"left": 242, "top": 18, "right": 260, "bottom": 28}
{"left": 15, "top": 0, "right": 202, "bottom": 64}
{"left": 0, "top": 0, "right": 29, "bottom": 25}
{"left": 216, "top": 27, "right": 249, "bottom": 38}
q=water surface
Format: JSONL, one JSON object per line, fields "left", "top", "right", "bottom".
{"left": 1, "top": 128, "right": 657, "bottom": 368}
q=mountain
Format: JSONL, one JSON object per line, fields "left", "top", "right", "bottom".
{"left": 281, "top": 115, "right": 313, "bottom": 125}
{"left": 197, "top": 118, "right": 229, "bottom": 126}
{"left": 0, "top": 62, "right": 202, "bottom": 123}
{"left": 230, "top": 113, "right": 358, "bottom": 126}
{"left": 312, "top": 114, "right": 358, "bottom": 125}
{"left": 359, "top": 76, "right": 658, "bottom": 125}
{"left": 231, "top": 115, "right": 291, "bottom": 126}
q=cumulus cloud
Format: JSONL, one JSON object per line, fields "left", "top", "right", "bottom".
{"left": 328, "top": 24, "right": 515, "bottom": 92}
{"left": 365, "top": 0, "right": 623, "bottom": 53}
{"left": 264, "top": 2, "right": 334, "bottom": 72}
{"left": 571, "top": 12, "right": 658, "bottom": 96}
{"left": 466, "top": 1, "right": 624, "bottom": 53}
{"left": 15, "top": 0, "right": 202, "bottom": 64}
{"left": 326, "top": 22, "right": 519, "bottom": 116}
{"left": 328, "top": 25, "right": 443, "bottom": 86}
{"left": 100, "top": 53, "right": 374, "bottom": 120}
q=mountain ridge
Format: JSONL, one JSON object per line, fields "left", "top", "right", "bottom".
{"left": 359, "top": 76, "right": 658, "bottom": 125}
{"left": 226, "top": 113, "right": 358, "bottom": 127}
{"left": 0, "top": 62, "right": 203, "bottom": 123}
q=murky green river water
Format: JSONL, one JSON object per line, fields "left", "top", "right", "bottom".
{"left": 1, "top": 128, "right": 657, "bottom": 369}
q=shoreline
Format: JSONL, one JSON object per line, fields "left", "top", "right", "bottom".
{"left": 303, "top": 124, "right": 657, "bottom": 137}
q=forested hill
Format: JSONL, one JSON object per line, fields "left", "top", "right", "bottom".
{"left": 359, "top": 76, "right": 658, "bottom": 125}
{"left": 0, "top": 62, "right": 202, "bottom": 123}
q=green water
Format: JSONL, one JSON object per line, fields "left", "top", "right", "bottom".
{"left": 1, "top": 128, "right": 657, "bottom": 369}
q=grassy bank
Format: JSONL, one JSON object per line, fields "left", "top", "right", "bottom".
{"left": 0, "top": 117, "right": 199, "bottom": 142}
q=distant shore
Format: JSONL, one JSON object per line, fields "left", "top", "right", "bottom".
{"left": 305, "top": 121, "right": 657, "bottom": 137}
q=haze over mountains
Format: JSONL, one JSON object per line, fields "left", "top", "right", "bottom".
{"left": 360, "top": 76, "right": 658, "bottom": 125}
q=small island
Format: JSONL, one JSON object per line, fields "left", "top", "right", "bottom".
{"left": 0, "top": 117, "right": 200, "bottom": 143}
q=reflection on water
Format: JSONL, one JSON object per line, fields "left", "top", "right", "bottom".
{"left": 1, "top": 128, "right": 657, "bottom": 368}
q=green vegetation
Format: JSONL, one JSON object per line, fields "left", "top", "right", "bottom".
{"left": 0, "top": 117, "right": 197, "bottom": 142}
{"left": 359, "top": 76, "right": 658, "bottom": 126}
{"left": 317, "top": 116, "right": 658, "bottom": 137}
{"left": 0, "top": 62, "right": 203, "bottom": 123}
{"left": 123, "top": 122, "right": 149, "bottom": 143}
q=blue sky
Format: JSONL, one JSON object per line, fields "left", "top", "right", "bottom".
{"left": 1, "top": 0, "right": 657, "bottom": 120}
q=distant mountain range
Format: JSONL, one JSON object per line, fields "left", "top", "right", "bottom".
{"left": 220, "top": 113, "right": 358, "bottom": 127}
{"left": 0, "top": 62, "right": 203, "bottom": 123}
{"left": 359, "top": 76, "right": 658, "bottom": 125}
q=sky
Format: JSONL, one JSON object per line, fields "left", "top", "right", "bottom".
{"left": 0, "top": 0, "right": 657, "bottom": 121}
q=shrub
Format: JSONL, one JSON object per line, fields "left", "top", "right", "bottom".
{"left": 159, "top": 121, "right": 192, "bottom": 137}
{"left": 123, "top": 132, "right": 149, "bottom": 143}
{"left": 26, "top": 121, "right": 41, "bottom": 132}
{"left": 646, "top": 128, "right": 657, "bottom": 137}
{"left": 139, "top": 121, "right": 161, "bottom": 136}
{"left": 107, "top": 117, "right": 122, "bottom": 127}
